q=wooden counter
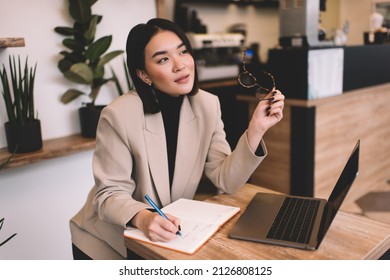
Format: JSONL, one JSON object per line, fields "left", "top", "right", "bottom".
{"left": 237, "top": 83, "right": 390, "bottom": 216}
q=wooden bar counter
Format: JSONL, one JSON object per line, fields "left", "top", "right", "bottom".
{"left": 124, "top": 184, "right": 390, "bottom": 260}
{"left": 237, "top": 83, "right": 390, "bottom": 217}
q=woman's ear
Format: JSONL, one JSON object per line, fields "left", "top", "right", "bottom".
{"left": 136, "top": 69, "right": 152, "bottom": 85}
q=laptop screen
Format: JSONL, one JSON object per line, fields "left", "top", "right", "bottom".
{"left": 317, "top": 140, "right": 360, "bottom": 244}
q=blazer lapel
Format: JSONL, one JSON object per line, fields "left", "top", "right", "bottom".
{"left": 171, "top": 96, "right": 200, "bottom": 201}
{"left": 144, "top": 113, "right": 171, "bottom": 206}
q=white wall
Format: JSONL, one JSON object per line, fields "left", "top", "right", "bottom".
{"left": 0, "top": 151, "right": 94, "bottom": 259}
{"left": 0, "top": 0, "right": 156, "bottom": 259}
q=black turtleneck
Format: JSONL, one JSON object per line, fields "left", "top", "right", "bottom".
{"left": 154, "top": 89, "right": 184, "bottom": 187}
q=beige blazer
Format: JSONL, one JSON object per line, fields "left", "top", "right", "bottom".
{"left": 70, "top": 89, "right": 267, "bottom": 259}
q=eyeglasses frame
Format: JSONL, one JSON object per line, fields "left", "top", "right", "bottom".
{"left": 237, "top": 49, "right": 276, "bottom": 101}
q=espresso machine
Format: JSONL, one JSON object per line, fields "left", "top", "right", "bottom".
{"left": 279, "top": 0, "right": 333, "bottom": 47}
{"left": 186, "top": 32, "right": 245, "bottom": 81}
{"left": 268, "top": 0, "right": 344, "bottom": 100}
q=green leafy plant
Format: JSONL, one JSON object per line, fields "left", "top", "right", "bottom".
{"left": 54, "top": 0, "right": 123, "bottom": 106}
{"left": 0, "top": 55, "right": 37, "bottom": 125}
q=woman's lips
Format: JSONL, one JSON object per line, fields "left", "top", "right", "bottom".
{"left": 175, "top": 74, "right": 190, "bottom": 83}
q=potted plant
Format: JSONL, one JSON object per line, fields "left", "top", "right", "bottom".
{"left": 0, "top": 55, "right": 42, "bottom": 153}
{"left": 54, "top": 0, "right": 123, "bottom": 138}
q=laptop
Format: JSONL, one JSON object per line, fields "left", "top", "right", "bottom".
{"left": 229, "top": 140, "right": 360, "bottom": 250}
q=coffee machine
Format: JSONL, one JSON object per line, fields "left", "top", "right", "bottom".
{"left": 186, "top": 32, "right": 245, "bottom": 81}
{"left": 279, "top": 0, "right": 333, "bottom": 47}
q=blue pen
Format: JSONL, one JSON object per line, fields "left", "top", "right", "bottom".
{"left": 145, "top": 195, "right": 182, "bottom": 237}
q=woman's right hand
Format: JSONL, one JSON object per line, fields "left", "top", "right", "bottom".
{"left": 131, "top": 209, "right": 181, "bottom": 242}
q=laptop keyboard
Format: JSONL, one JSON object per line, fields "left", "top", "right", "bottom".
{"left": 266, "top": 197, "right": 320, "bottom": 244}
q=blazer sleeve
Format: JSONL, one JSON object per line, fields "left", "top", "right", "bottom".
{"left": 91, "top": 105, "right": 150, "bottom": 228}
{"left": 204, "top": 96, "right": 267, "bottom": 194}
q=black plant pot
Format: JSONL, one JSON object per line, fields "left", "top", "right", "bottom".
{"left": 78, "top": 105, "right": 105, "bottom": 138}
{"left": 4, "top": 119, "right": 43, "bottom": 153}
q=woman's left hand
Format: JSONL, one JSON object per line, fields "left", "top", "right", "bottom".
{"left": 255, "top": 89, "right": 285, "bottom": 130}
{"left": 247, "top": 89, "right": 285, "bottom": 152}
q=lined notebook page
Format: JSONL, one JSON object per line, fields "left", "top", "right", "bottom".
{"left": 124, "top": 199, "right": 240, "bottom": 254}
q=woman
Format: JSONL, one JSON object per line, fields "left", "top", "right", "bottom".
{"left": 70, "top": 18, "right": 284, "bottom": 260}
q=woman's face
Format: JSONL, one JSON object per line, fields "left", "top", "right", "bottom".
{"left": 137, "top": 30, "right": 195, "bottom": 96}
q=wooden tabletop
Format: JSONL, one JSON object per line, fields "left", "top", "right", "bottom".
{"left": 124, "top": 184, "right": 390, "bottom": 260}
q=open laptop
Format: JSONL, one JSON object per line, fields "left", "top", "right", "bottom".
{"left": 229, "top": 140, "right": 360, "bottom": 250}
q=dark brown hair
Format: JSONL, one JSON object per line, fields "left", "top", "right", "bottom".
{"left": 126, "top": 18, "right": 199, "bottom": 114}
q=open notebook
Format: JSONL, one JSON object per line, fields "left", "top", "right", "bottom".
{"left": 124, "top": 198, "right": 240, "bottom": 254}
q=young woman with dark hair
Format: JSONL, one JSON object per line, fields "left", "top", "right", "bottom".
{"left": 70, "top": 18, "right": 284, "bottom": 260}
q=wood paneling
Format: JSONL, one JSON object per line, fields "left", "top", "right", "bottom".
{"left": 314, "top": 84, "right": 390, "bottom": 214}
{"left": 237, "top": 95, "right": 291, "bottom": 194}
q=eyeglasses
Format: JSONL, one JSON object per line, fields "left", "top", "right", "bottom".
{"left": 237, "top": 49, "right": 276, "bottom": 101}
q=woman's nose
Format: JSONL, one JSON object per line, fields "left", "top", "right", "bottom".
{"left": 172, "top": 57, "right": 185, "bottom": 72}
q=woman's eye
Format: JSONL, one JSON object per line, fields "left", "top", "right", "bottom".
{"left": 180, "top": 49, "right": 189, "bottom": 55}
{"left": 157, "top": 57, "right": 169, "bottom": 64}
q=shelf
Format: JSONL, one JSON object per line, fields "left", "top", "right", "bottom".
{"left": 0, "top": 134, "right": 95, "bottom": 170}
{"left": 0, "top": 37, "right": 25, "bottom": 48}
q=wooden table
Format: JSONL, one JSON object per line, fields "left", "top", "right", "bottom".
{"left": 124, "top": 184, "right": 390, "bottom": 260}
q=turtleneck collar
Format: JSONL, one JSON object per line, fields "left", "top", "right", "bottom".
{"left": 154, "top": 88, "right": 184, "bottom": 112}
